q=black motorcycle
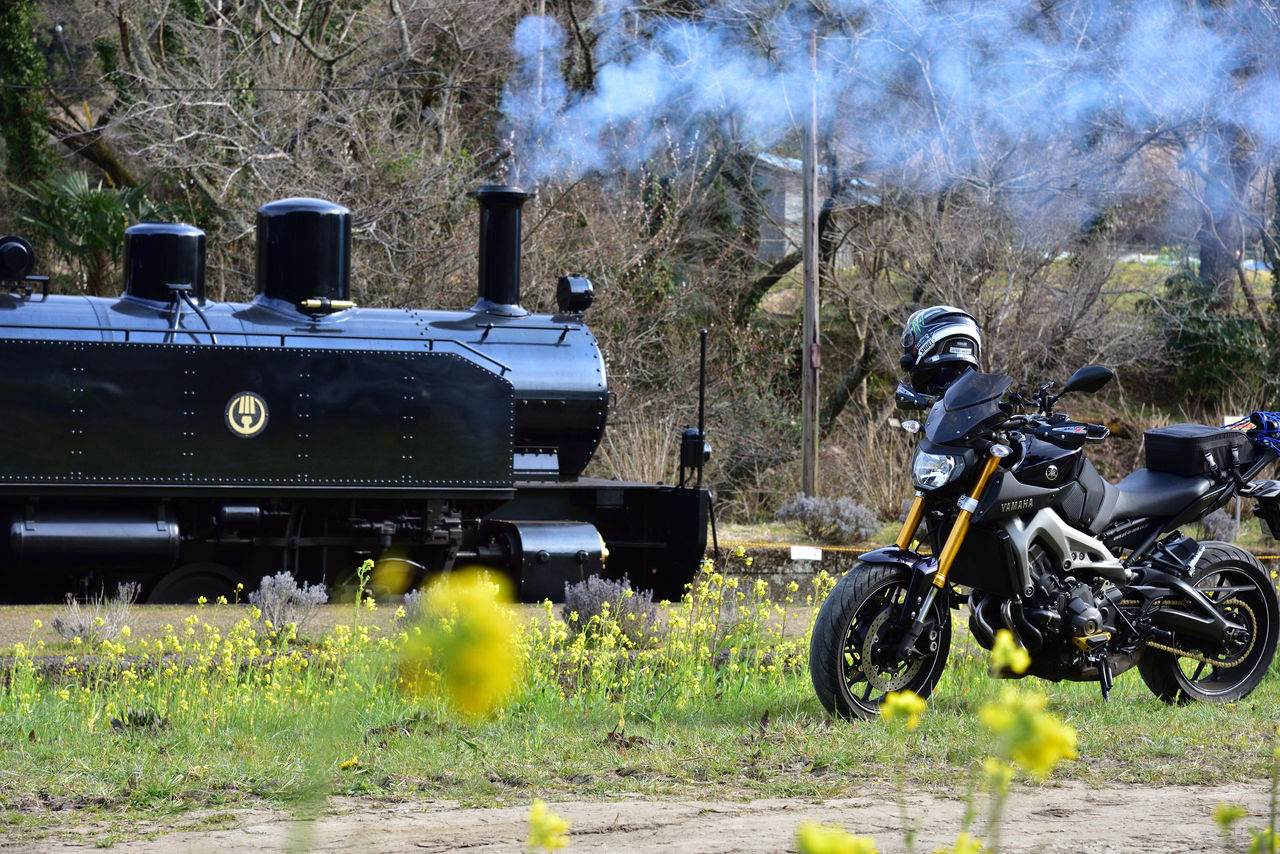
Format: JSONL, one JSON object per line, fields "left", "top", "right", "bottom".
{"left": 809, "top": 366, "right": 1280, "bottom": 719}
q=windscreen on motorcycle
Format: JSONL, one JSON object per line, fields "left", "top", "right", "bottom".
{"left": 924, "top": 371, "right": 1014, "bottom": 444}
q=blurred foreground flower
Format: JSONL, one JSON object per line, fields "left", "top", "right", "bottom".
{"left": 933, "top": 831, "right": 985, "bottom": 854}
{"left": 978, "top": 688, "right": 1077, "bottom": 779}
{"left": 989, "top": 629, "right": 1030, "bottom": 675}
{"left": 880, "top": 689, "right": 927, "bottom": 731}
{"left": 795, "top": 821, "right": 879, "bottom": 854}
{"left": 398, "top": 568, "right": 523, "bottom": 717}
{"left": 981, "top": 758, "right": 1014, "bottom": 794}
{"left": 527, "top": 798, "right": 571, "bottom": 851}
{"left": 1214, "top": 803, "right": 1247, "bottom": 831}
{"left": 1252, "top": 828, "right": 1280, "bottom": 854}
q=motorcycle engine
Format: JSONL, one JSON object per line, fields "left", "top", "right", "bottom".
{"left": 970, "top": 546, "right": 1123, "bottom": 675}
{"left": 1063, "top": 581, "right": 1106, "bottom": 642}
{"left": 1029, "top": 572, "right": 1121, "bottom": 650}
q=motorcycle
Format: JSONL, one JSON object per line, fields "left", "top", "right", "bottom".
{"left": 809, "top": 365, "right": 1280, "bottom": 719}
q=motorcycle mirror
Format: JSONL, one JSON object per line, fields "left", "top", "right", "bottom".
{"left": 1060, "top": 365, "right": 1114, "bottom": 397}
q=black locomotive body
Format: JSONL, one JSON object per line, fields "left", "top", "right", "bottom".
{"left": 0, "top": 187, "right": 709, "bottom": 603}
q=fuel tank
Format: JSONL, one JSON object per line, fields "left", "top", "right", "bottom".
{"left": 1011, "top": 436, "right": 1082, "bottom": 489}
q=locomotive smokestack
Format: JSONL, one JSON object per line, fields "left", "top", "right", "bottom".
{"left": 470, "top": 185, "right": 534, "bottom": 316}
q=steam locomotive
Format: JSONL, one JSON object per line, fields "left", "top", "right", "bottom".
{"left": 0, "top": 186, "right": 709, "bottom": 603}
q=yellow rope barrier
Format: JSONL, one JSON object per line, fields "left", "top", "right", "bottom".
{"left": 716, "top": 539, "right": 1280, "bottom": 561}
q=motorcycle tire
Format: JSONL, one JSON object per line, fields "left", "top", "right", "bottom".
{"left": 1137, "top": 541, "right": 1279, "bottom": 704}
{"left": 809, "top": 561, "right": 951, "bottom": 720}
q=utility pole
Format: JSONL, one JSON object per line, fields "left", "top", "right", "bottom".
{"left": 801, "top": 30, "right": 820, "bottom": 497}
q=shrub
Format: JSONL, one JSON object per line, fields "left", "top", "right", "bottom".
{"left": 52, "top": 582, "right": 139, "bottom": 646}
{"left": 248, "top": 571, "right": 328, "bottom": 636}
{"left": 399, "top": 587, "right": 426, "bottom": 626}
{"left": 776, "top": 493, "right": 879, "bottom": 544}
{"left": 1199, "top": 508, "right": 1240, "bottom": 543}
{"left": 1148, "top": 268, "right": 1275, "bottom": 408}
{"left": 562, "top": 574, "right": 658, "bottom": 646}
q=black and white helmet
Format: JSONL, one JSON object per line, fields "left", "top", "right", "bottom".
{"left": 899, "top": 305, "right": 981, "bottom": 396}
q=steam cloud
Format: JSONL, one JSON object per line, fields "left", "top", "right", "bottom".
{"left": 500, "top": 0, "right": 1280, "bottom": 210}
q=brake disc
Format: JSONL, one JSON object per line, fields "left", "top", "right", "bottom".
{"left": 860, "top": 610, "right": 925, "bottom": 691}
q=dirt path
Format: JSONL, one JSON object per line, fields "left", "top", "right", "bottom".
{"left": 10, "top": 781, "right": 1270, "bottom": 853}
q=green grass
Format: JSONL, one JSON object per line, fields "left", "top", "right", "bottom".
{"left": 2, "top": 566, "right": 1280, "bottom": 845}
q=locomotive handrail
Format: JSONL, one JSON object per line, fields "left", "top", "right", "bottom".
{"left": 476, "top": 322, "right": 579, "bottom": 344}
{"left": 0, "top": 323, "right": 514, "bottom": 374}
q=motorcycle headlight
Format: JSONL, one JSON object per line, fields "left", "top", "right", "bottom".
{"left": 913, "top": 451, "right": 965, "bottom": 490}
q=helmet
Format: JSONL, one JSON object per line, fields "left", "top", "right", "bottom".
{"left": 899, "top": 305, "right": 981, "bottom": 396}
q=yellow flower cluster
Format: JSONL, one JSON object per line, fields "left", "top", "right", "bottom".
{"left": 1253, "top": 828, "right": 1280, "bottom": 854}
{"left": 398, "top": 568, "right": 523, "bottom": 718}
{"left": 513, "top": 555, "right": 830, "bottom": 715}
{"left": 526, "top": 799, "right": 571, "bottom": 851}
{"left": 988, "top": 629, "right": 1029, "bottom": 675}
{"left": 1214, "top": 803, "right": 1248, "bottom": 830}
{"left": 932, "top": 831, "right": 985, "bottom": 853}
{"left": 795, "top": 821, "right": 879, "bottom": 854}
{"left": 880, "top": 690, "right": 927, "bottom": 731}
{"left": 978, "top": 688, "right": 1077, "bottom": 779}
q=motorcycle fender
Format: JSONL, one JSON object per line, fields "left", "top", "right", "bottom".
{"left": 1249, "top": 480, "right": 1280, "bottom": 539}
{"left": 859, "top": 547, "right": 943, "bottom": 616}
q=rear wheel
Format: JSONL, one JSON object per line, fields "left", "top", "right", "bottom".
{"left": 809, "top": 561, "right": 951, "bottom": 720}
{"left": 1138, "top": 542, "right": 1279, "bottom": 703}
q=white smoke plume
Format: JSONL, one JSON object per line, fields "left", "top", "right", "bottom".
{"left": 499, "top": 0, "right": 1280, "bottom": 213}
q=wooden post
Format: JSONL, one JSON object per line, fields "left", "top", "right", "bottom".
{"left": 801, "top": 30, "right": 820, "bottom": 497}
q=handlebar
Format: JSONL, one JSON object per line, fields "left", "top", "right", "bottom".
{"left": 1029, "top": 419, "right": 1109, "bottom": 446}
{"left": 1000, "top": 415, "right": 1109, "bottom": 448}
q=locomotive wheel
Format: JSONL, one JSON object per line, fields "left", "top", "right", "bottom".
{"left": 1137, "top": 542, "right": 1280, "bottom": 704}
{"left": 809, "top": 561, "right": 951, "bottom": 720}
{"left": 147, "top": 563, "right": 247, "bottom": 604}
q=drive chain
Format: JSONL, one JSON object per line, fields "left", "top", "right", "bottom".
{"left": 1123, "top": 598, "right": 1256, "bottom": 669}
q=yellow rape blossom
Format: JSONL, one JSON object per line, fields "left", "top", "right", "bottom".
{"left": 1252, "top": 828, "right": 1280, "bottom": 854}
{"left": 398, "top": 568, "right": 522, "bottom": 718}
{"left": 981, "top": 758, "right": 1014, "bottom": 794}
{"left": 880, "top": 689, "right": 927, "bottom": 731}
{"left": 526, "top": 799, "right": 570, "bottom": 851}
{"left": 989, "top": 629, "right": 1030, "bottom": 675}
{"left": 978, "top": 688, "right": 1077, "bottom": 779}
{"left": 795, "top": 821, "right": 879, "bottom": 854}
{"left": 933, "top": 832, "right": 985, "bottom": 854}
{"left": 1214, "top": 803, "right": 1247, "bottom": 830}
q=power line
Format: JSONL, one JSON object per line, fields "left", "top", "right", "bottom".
{"left": 0, "top": 82, "right": 500, "bottom": 95}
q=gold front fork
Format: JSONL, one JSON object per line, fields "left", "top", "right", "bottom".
{"left": 932, "top": 452, "right": 1005, "bottom": 589}
{"left": 895, "top": 494, "right": 926, "bottom": 549}
{"left": 892, "top": 448, "right": 1008, "bottom": 660}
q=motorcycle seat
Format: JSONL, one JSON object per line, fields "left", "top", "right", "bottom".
{"left": 1092, "top": 468, "right": 1215, "bottom": 531}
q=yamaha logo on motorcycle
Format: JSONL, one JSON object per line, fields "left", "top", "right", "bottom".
{"left": 809, "top": 365, "right": 1280, "bottom": 720}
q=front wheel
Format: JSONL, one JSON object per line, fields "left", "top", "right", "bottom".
{"left": 1138, "top": 542, "right": 1280, "bottom": 704}
{"left": 809, "top": 561, "right": 951, "bottom": 720}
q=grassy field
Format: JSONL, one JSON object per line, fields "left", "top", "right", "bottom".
{"left": 2, "top": 561, "right": 1280, "bottom": 848}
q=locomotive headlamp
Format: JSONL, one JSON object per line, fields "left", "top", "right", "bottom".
{"left": 912, "top": 450, "right": 965, "bottom": 490}
{"left": 0, "top": 235, "right": 35, "bottom": 282}
{"left": 556, "top": 275, "right": 594, "bottom": 313}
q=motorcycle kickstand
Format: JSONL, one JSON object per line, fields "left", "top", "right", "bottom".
{"left": 1096, "top": 655, "right": 1113, "bottom": 701}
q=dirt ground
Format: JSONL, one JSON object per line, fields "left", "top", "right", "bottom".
{"left": 7, "top": 781, "right": 1270, "bottom": 853}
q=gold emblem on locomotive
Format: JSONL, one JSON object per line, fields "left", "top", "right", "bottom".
{"left": 225, "top": 392, "right": 268, "bottom": 438}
